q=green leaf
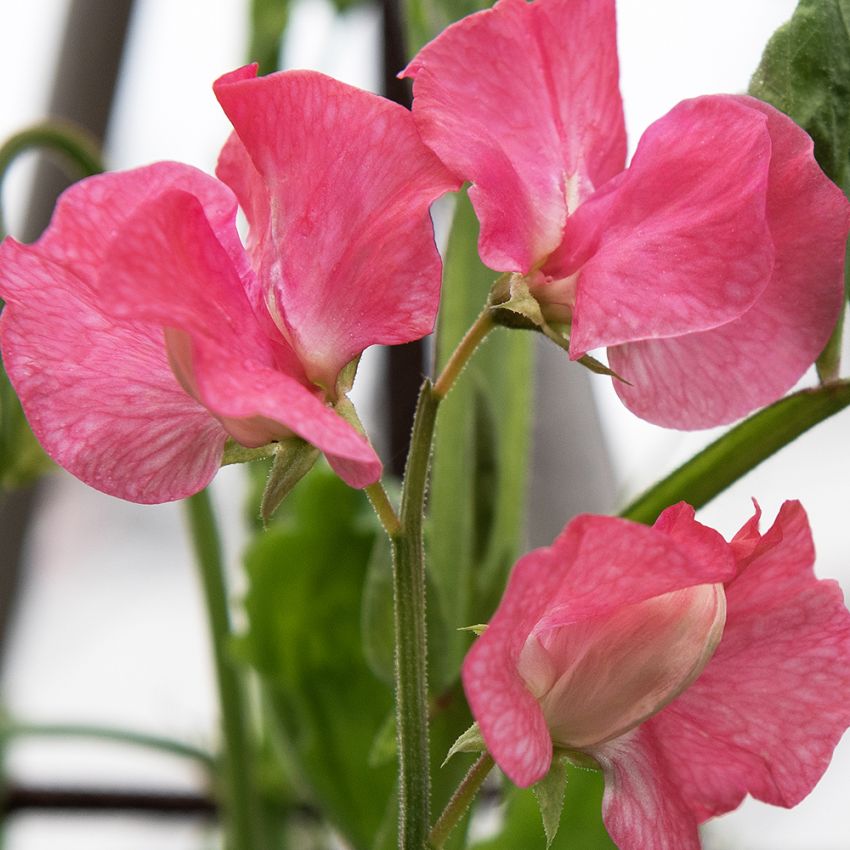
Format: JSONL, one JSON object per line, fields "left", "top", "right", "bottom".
{"left": 749, "top": 0, "right": 850, "bottom": 192}
{"left": 470, "top": 766, "right": 615, "bottom": 850}
{"left": 241, "top": 465, "right": 394, "bottom": 850}
{"left": 621, "top": 380, "right": 850, "bottom": 525}
{"left": 531, "top": 756, "right": 569, "bottom": 848}
{"left": 428, "top": 190, "right": 534, "bottom": 690}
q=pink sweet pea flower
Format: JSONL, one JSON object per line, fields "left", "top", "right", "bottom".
{"left": 404, "top": 0, "right": 850, "bottom": 428}
{"left": 462, "top": 502, "right": 850, "bottom": 849}
{"left": 0, "top": 67, "right": 459, "bottom": 502}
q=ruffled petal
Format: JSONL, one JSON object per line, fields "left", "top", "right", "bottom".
{"left": 642, "top": 502, "right": 850, "bottom": 820}
{"left": 462, "top": 512, "right": 734, "bottom": 787}
{"left": 403, "top": 0, "right": 625, "bottom": 273}
{"left": 548, "top": 96, "right": 774, "bottom": 354}
{"left": 0, "top": 165, "right": 237, "bottom": 503}
{"left": 101, "top": 189, "right": 381, "bottom": 488}
{"left": 608, "top": 98, "right": 850, "bottom": 428}
{"left": 214, "top": 66, "right": 459, "bottom": 390}
{"left": 593, "top": 727, "right": 701, "bottom": 850}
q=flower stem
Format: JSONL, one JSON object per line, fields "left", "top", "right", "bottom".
{"left": 366, "top": 481, "right": 402, "bottom": 536}
{"left": 185, "top": 489, "right": 259, "bottom": 850}
{"left": 428, "top": 753, "right": 494, "bottom": 849}
{"left": 379, "top": 303, "right": 497, "bottom": 850}
{"left": 433, "top": 308, "right": 495, "bottom": 400}
{"left": 392, "top": 380, "right": 439, "bottom": 849}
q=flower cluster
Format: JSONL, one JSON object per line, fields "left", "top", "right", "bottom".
{"left": 0, "top": 67, "right": 458, "bottom": 502}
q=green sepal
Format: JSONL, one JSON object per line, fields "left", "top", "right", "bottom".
{"left": 488, "top": 274, "right": 627, "bottom": 382}
{"left": 220, "top": 438, "right": 277, "bottom": 466}
{"left": 442, "top": 722, "right": 486, "bottom": 766}
{"left": 260, "top": 438, "right": 320, "bottom": 525}
{"left": 457, "top": 623, "right": 488, "bottom": 635}
{"left": 532, "top": 754, "right": 570, "bottom": 848}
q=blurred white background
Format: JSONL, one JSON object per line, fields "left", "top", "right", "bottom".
{"left": 2, "top": 0, "right": 849, "bottom": 848}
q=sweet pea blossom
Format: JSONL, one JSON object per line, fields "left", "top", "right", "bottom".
{"left": 462, "top": 502, "right": 850, "bottom": 849}
{"left": 404, "top": 0, "right": 850, "bottom": 428}
{"left": 0, "top": 67, "right": 458, "bottom": 502}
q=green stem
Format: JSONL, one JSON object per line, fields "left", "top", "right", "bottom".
{"left": 428, "top": 753, "right": 494, "bottom": 849}
{"left": 0, "top": 121, "right": 103, "bottom": 237}
{"left": 393, "top": 380, "right": 439, "bottom": 849}
{"left": 185, "top": 490, "right": 259, "bottom": 850}
{"left": 382, "top": 302, "right": 497, "bottom": 849}
{"left": 366, "top": 481, "right": 402, "bottom": 536}
{"left": 433, "top": 308, "right": 495, "bottom": 399}
{"left": 1, "top": 722, "right": 215, "bottom": 771}
{"left": 621, "top": 380, "right": 850, "bottom": 524}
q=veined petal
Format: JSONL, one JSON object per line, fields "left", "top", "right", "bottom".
{"left": 593, "top": 727, "right": 701, "bottom": 850}
{"left": 403, "top": 0, "right": 625, "bottom": 273}
{"left": 609, "top": 98, "right": 850, "bottom": 428}
{"left": 462, "top": 512, "right": 733, "bottom": 787}
{"left": 0, "top": 165, "right": 238, "bottom": 503}
{"left": 643, "top": 502, "right": 850, "bottom": 820}
{"left": 101, "top": 189, "right": 381, "bottom": 488}
{"left": 214, "top": 66, "right": 459, "bottom": 391}
{"left": 548, "top": 96, "right": 774, "bottom": 354}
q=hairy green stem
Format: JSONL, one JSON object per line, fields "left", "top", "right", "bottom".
{"left": 185, "top": 490, "right": 260, "bottom": 850}
{"left": 622, "top": 380, "right": 850, "bottom": 524}
{"left": 1, "top": 721, "right": 215, "bottom": 771}
{"left": 385, "top": 302, "right": 497, "bottom": 849}
{"left": 428, "top": 753, "right": 494, "bottom": 849}
{"left": 393, "top": 380, "right": 439, "bottom": 849}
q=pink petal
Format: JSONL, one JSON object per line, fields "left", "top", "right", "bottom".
{"left": 547, "top": 96, "right": 774, "bottom": 354}
{"left": 608, "top": 97, "right": 850, "bottom": 428}
{"left": 214, "top": 66, "right": 459, "bottom": 390}
{"left": 462, "top": 512, "right": 734, "bottom": 787}
{"left": 593, "top": 727, "right": 701, "bottom": 850}
{"left": 522, "top": 582, "right": 725, "bottom": 749}
{"left": 100, "top": 189, "right": 382, "bottom": 488}
{"left": 0, "top": 165, "right": 235, "bottom": 503}
{"left": 403, "top": 0, "right": 625, "bottom": 273}
{"left": 643, "top": 502, "right": 850, "bottom": 820}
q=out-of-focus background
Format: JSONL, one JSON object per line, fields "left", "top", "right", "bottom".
{"left": 1, "top": 0, "right": 848, "bottom": 848}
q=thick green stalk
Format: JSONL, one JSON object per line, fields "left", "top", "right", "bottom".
{"left": 185, "top": 490, "right": 260, "bottom": 850}
{"left": 622, "top": 380, "right": 850, "bottom": 524}
{"left": 392, "top": 380, "right": 440, "bottom": 849}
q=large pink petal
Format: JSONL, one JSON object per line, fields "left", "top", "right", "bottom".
{"left": 0, "top": 166, "right": 238, "bottom": 503}
{"left": 214, "top": 66, "right": 459, "bottom": 391}
{"left": 462, "top": 512, "right": 734, "bottom": 787}
{"left": 609, "top": 98, "right": 849, "bottom": 428}
{"left": 643, "top": 502, "right": 850, "bottom": 820}
{"left": 547, "top": 96, "right": 774, "bottom": 354}
{"left": 593, "top": 727, "right": 701, "bottom": 850}
{"left": 403, "top": 0, "right": 625, "bottom": 273}
{"left": 101, "top": 190, "right": 381, "bottom": 488}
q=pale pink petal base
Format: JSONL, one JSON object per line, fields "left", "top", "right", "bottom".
{"left": 404, "top": 0, "right": 625, "bottom": 273}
